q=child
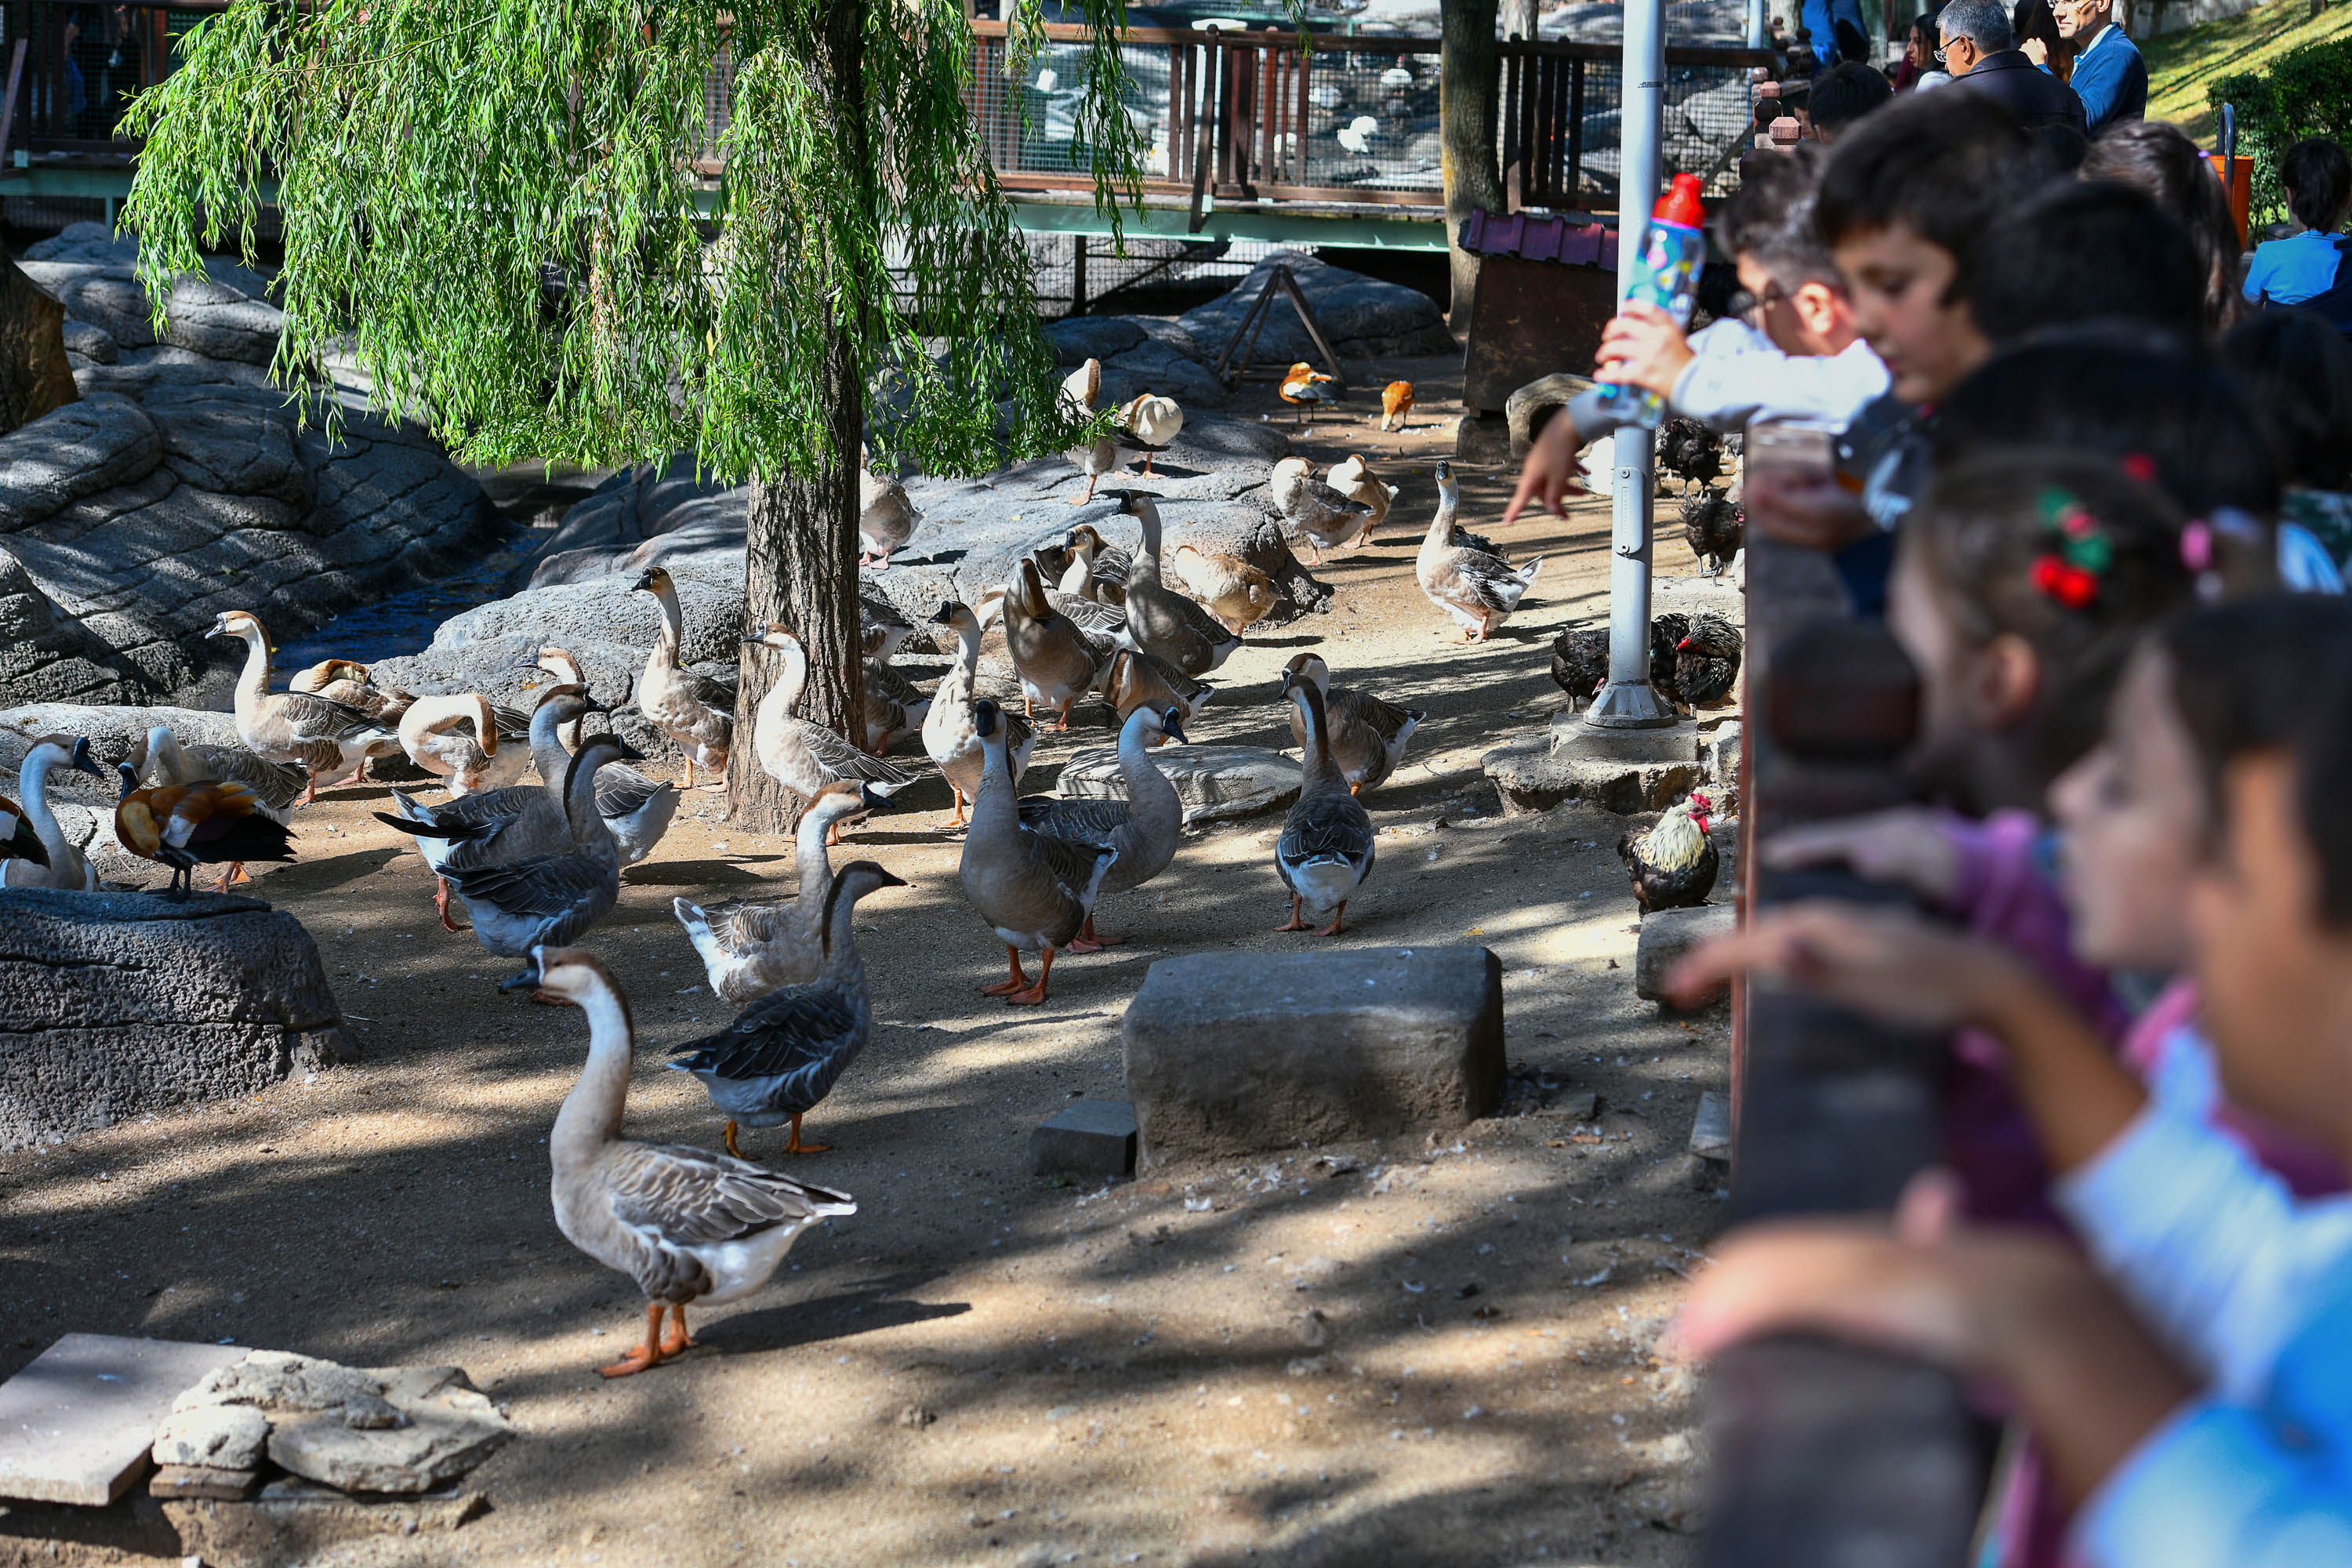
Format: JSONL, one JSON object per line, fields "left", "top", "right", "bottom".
{"left": 2080, "top": 120, "right": 2247, "bottom": 332}
{"left": 2221, "top": 311, "right": 2352, "bottom": 572}
{"left": 1961, "top": 182, "right": 2206, "bottom": 344}
{"left": 2243, "top": 138, "right": 2350, "bottom": 308}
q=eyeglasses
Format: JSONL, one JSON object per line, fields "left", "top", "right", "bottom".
{"left": 1729, "top": 283, "right": 1791, "bottom": 324}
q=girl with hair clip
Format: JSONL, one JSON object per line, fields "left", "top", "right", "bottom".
{"left": 2081, "top": 121, "right": 2249, "bottom": 333}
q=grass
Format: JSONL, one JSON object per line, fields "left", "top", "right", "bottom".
{"left": 2143, "top": 0, "right": 2352, "bottom": 143}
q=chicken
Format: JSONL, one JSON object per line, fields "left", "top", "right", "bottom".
{"left": 1552, "top": 618, "right": 1704, "bottom": 707}
{"left": 1378, "top": 380, "right": 1414, "bottom": 433}
{"left": 1549, "top": 625, "right": 1611, "bottom": 705}
{"left": 1657, "top": 418, "right": 1724, "bottom": 496}
{"left": 1278, "top": 362, "right": 1341, "bottom": 428}
{"left": 1618, "top": 791, "right": 1718, "bottom": 913}
{"left": 1680, "top": 494, "right": 1744, "bottom": 576}
{"left": 1674, "top": 612, "right": 1744, "bottom": 709}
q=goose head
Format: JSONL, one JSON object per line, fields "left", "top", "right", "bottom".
{"left": 208, "top": 609, "right": 267, "bottom": 644}
{"left": 741, "top": 620, "right": 801, "bottom": 654}
{"left": 1144, "top": 703, "right": 1189, "bottom": 747}
{"left": 535, "top": 646, "right": 585, "bottom": 684}
{"left": 405, "top": 694, "right": 500, "bottom": 753}
{"left": 804, "top": 779, "right": 884, "bottom": 832}
{"left": 928, "top": 601, "right": 979, "bottom": 635}
{"left": 1283, "top": 652, "right": 1331, "bottom": 695}
{"left": 504, "top": 944, "right": 622, "bottom": 1005}
{"left": 629, "top": 565, "right": 675, "bottom": 597}
{"left": 972, "top": 698, "right": 1004, "bottom": 743}
{"left": 115, "top": 760, "right": 140, "bottom": 801}
{"left": 26, "top": 734, "right": 104, "bottom": 780}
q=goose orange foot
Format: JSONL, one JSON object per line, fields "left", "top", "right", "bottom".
{"left": 1316, "top": 902, "right": 1349, "bottom": 938}
{"left": 660, "top": 1305, "right": 695, "bottom": 1358}
{"left": 1275, "top": 895, "right": 1310, "bottom": 933}
{"left": 978, "top": 946, "right": 1033, "bottom": 996}
{"left": 1004, "top": 949, "right": 1057, "bottom": 1006}
{"left": 600, "top": 1303, "right": 670, "bottom": 1377}
{"left": 782, "top": 1112, "right": 829, "bottom": 1155}
{"left": 1065, "top": 914, "right": 1125, "bottom": 953}
{"left": 723, "top": 1119, "right": 744, "bottom": 1160}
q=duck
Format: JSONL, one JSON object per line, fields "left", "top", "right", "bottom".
{"left": 668, "top": 860, "right": 905, "bottom": 1159}
{"left": 288, "top": 659, "right": 412, "bottom": 724}
{"left": 522, "top": 663, "right": 681, "bottom": 866}
{"left": 396, "top": 694, "right": 515, "bottom": 797}
{"left": 1117, "top": 392, "right": 1185, "bottom": 475}
{"left": 1116, "top": 493, "right": 1242, "bottom": 676}
{"left": 1325, "top": 453, "right": 1397, "bottom": 532}
{"left": 673, "top": 781, "right": 889, "bottom": 1008}
{"left": 1059, "top": 523, "right": 1131, "bottom": 606}
{"left": 999, "top": 560, "right": 1115, "bottom": 731}
{"left": 1014, "top": 702, "right": 1188, "bottom": 951}
{"left": 959, "top": 699, "right": 1119, "bottom": 1006}
{"left": 1061, "top": 358, "right": 1119, "bottom": 507}
{"left": 113, "top": 764, "right": 297, "bottom": 901}
{"left": 1620, "top": 792, "right": 1719, "bottom": 912}
{"left": 744, "top": 623, "right": 917, "bottom": 824}
{"left": 1273, "top": 670, "right": 1377, "bottom": 936}
{"left": 1170, "top": 543, "right": 1275, "bottom": 634}
{"left": 1102, "top": 648, "right": 1214, "bottom": 730}
{"left": 862, "top": 658, "right": 932, "bottom": 755}
{"left": 1278, "top": 361, "right": 1341, "bottom": 427}
{"left": 1378, "top": 379, "right": 1415, "bottom": 433}
{"left": 401, "top": 734, "right": 638, "bottom": 985}
{"left": 530, "top": 946, "right": 857, "bottom": 1377}
{"left": 858, "top": 446, "right": 920, "bottom": 569}
{"left": 922, "top": 601, "right": 1037, "bottom": 828}
{"left": 141, "top": 726, "right": 306, "bottom": 891}
{"left": 1417, "top": 459, "right": 1543, "bottom": 641}
{"left": 0, "top": 794, "right": 49, "bottom": 877}
{"left": 1280, "top": 654, "right": 1425, "bottom": 797}
{"left": 210, "top": 611, "right": 400, "bottom": 800}
{"left": 1269, "top": 458, "right": 1375, "bottom": 565}
{"left": 2, "top": 736, "right": 107, "bottom": 891}
{"left": 630, "top": 565, "right": 735, "bottom": 788}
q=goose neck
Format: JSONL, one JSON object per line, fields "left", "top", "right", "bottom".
{"left": 17, "top": 749, "right": 71, "bottom": 863}
{"left": 1292, "top": 685, "right": 1343, "bottom": 790}
{"left": 552, "top": 981, "right": 634, "bottom": 1165}
{"left": 793, "top": 806, "right": 838, "bottom": 915}
{"left": 233, "top": 628, "right": 271, "bottom": 713}
{"left": 649, "top": 581, "right": 685, "bottom": 655}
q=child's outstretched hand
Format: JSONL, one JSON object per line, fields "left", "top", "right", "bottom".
{"left": 1595, "top": 303, "right": 1696, "bottom": 399}
{"left": 1664, "top": 900, "right": 2028, "bottom": 1029}
{"left": 1502, "top": 403, "right": 1588, "bottom": 524}
{"left": 1762, "top": 808, "right": 1961, "bottom": 903}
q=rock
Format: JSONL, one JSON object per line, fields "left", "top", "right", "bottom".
{"left": 1058, "top": 742, "right": 1301, "bottom": 824}
{"left": 153, "top": 1404, "right": 270, "bottom": 1471}
{"left": 1033, "top": 1098, "right": 1140, "bottom": 1178}
{"left": 1454, "top": 413, "right": 1513, "bottom": 466}
{"left": 1122, "top": 946, "right": 1505, "bottom": 1162}
{"left": 1635, "top": 903, "right": 1735, "bottom": 1003}
{"left": 0, "top": 889, "right": 354, "bottom": 1150}
{"left": 1178, "top": 251, "right": 1455, "bottom": 365}
{"left": 149, "top": 1463, "right": 261, "bottom": 1501}
{"left": 164, "top": 1474, "right": 491, "bottom": 1563}
{"left": 1689, "top": 1088, "right": 1733, "bottom": 1162}
{"left": 1505, "top": 372, "right": 1594, "bottom": 458}
{"left": 176, "top": 1349, "right": 397, "bottom": 1420}
{"left": 1044, "top": 316, "right": 1149, "bottom": 364}
{"left": 1044, "top": 315, "right": 1230, "bottom": 410}
{"left": 0, "top": 1334, "right": 247, "bottom": 1507}
{"left": 1706, "top": 720, "right": 1743, "bottom": 786}
{"left": 176, "top": 1353, "right": 512, "bottom": 1497}
{"left": 60, "top": 318, "right": 118, "bottom": 365}
{"left": 1481, "top": 714, "right": 1704, "bottom": 815}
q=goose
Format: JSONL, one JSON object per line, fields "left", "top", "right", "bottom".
{"left": 630, "top": 565, "right": 735, "bottom": 787}
{"left": 862, "top": 658, "right": 931, "bottom": 755}
{"left": 1417, "top": 459, "right": 1543, "bottom": 642}
{"left": 1060, "top": 524, "right": 1131, "bottom": 606}
{"left": 959, "top": 699, "right": 1118, "bottom": 1006}
{"left": 744, "top": 623, "right": 917, "bottom": 827}
{"left": 522, "top": 661, "right": 681, "bottom": 866}
{"left": 396, "top": 695, "right": 511, "bottom": 797}
{"left": 0, "top": 793, "right": 49, "bottom": 876}
{"left": 1015, "top": 703, "right": 1188, "bottom": 950}
{"left": 528, "top": 946, "right": 857, "bottom": 1377}
{"left": 922, "top": 601, "right": 1036, "bottom": 829}
{"left": 1116, "top": 392, "right": 1185, "bottom": 475}
{"left": 1274, "top": 670, "right": 1377, "bottom": 936}
{"left": 673, "top": 781, "right": 889, "bottom": 1008}
{"left": 1170, "top": 543, "right": 1275, "bottom": 634}
{"left": 999, "top": 560, "right": 1114, "bottom": 731}
{"left": 1115, "top": 493, "right": 1241, "bottom": 676}
{"left": 142, "top": 726, "right": 306, "bottom": 891}
{"left": 1061, "top": 358, "right": 1119, "bottom": 506}
{"left": 1278, "top": 361, "right": 1341, "bottom": 427}
{"left": 1269, "top": 458, "right": 1376, "bottom": 565}
{"left": 859, "top": 583, "right": 916, "bottom": 660}
{"left": 210, "top": 611, "right": 399, "bottom": 800}
{"left": 113, "top": 764, "right": 297, "bottom": 902}
{"left": 1102, "top": 648, "right": 1214, "bottom": 730}
{"left": 1, "top": 736, "right": 106, "bottom": 891}
{"left": 858, "top": 447, "right": 920, "bottom": 569}
{"left": 397, "top": 735, "right": 637, "bottom": 985}
{"left": 1325, "top": 453, "right": 1397, "bottom": 532}
{"left": 669, "top": 860, "right": 905, "bottom": 1159}
{"left": 1280, "top": 654, "right": 1425, "bottom": 797}
{"left": 288, "top": 659, "right": 412, "bottom": 723}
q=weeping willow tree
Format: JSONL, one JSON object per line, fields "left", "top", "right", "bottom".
{"left": 121, "top": 0, "right": 1143, "bottom": 829}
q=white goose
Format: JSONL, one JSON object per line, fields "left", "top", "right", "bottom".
{"left": 0, "top": 735, "right": 107, "bottom": 891}
{"left": 630, "top": 566, "right": 735, "bottom": 788}
{"left": 210, "top": 611, "right": 399, "bottom": 800}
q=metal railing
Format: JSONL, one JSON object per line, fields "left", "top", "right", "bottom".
{"left": 0, "top": 0, "right": 223, "bottom": 158}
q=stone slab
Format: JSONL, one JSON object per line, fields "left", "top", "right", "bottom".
{"left": 1123, "top": 947, "right": 1504, "bottom": 1163}
{"left": 1482, "top": 715, "right": 1704, "bottom": 815}
{"left": 1033, "top": 1099, "right": 1139, "bottom": 1178}
{"left": 1635, "top": 903, "right": 1736, "bottom": 1003}
{"left": 0, "top": 1334, "right": 245, "bottom": 1504}
{"left": 1690, "top": 1090, "right": 1733, "bottom": 1162}
{"left": 164, "top": 1476, "right": 488, "bottom": 1564}
{"left": 150, "top": 1462, "right": 261, "bottom": 1501}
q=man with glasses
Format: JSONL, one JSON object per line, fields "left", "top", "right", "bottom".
{"left": 1937, "top": 0, "right": 2086, "bottom": 136}
{"left": 2026, "top": 0, "right": 2144, "bottom": 136}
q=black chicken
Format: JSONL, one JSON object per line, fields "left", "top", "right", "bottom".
{"left": 1657, "top": 418, "right": 1724, "bottom": 496}
{"left": 1680, "top": 494, "right": 1745, "bottom": 576}
{"left": 1619, "top": 790, "right": 1719, "bottom": 913}
{"left": 1649, "top": 612, "right": 1690, "bottom": 707}
{"left": 1674, "top": 612, "right": 1744, "bottom": 708}
{"left": 1550, "top": 625, "right": 1611, "bottom": 702}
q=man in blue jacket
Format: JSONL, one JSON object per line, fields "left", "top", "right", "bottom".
{"left": 2031, "top": 0, "right": 2145, "bottom": 135}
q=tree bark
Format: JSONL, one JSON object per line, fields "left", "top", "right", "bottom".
{"left": 1501, "top": 0, "right": 1538, "bottom": 41}
{"left": 0, "top": 256, "right": 79, "bottom": 435}
{"left": 725, "top": 0, "right": 869, "bottom": 837}
{"left": 1440, "top": 0, "right": 1506, "bottom": 332}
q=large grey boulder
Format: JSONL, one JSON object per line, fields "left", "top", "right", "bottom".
{"left": 1123, "top": 946, "right": 1506, "bottom": 1163}
{"left": 169, "top": 1352, "right": 512, "bottom": 1496}
{"left": 1043, "top": 314, "right": 1229, "bottom": 410}
{"left": 1178, "top": 251, "right": 1455, "bottom": 367}
{"left": 0, "top": 889, "right": 354, "bottom": 1151}
{"left": 1058, "top": 742, "right": 1301, "bottom": 824}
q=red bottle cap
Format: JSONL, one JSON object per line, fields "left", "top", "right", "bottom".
{"left": 1653, "top": 172, "right": 1706, "bottom": 227}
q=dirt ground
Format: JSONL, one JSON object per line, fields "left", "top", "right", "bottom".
{"left": 0, "top": 352, "right": 1745, "bottom": 1567}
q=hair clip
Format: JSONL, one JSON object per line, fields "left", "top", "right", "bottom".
{"left": 2032, "top": 485, "right": 2112, "bottom": 608}
{"left": 2180, "top": 520, "right": 2213, "bottom": 572}
{"left": 2121, "top": 453, "right": 2158, "bottom": 485}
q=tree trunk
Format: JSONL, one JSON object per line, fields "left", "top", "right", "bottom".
{"left": 1501, "top": 0, "right": 1538, "bottom": 40}
{"left": 0, "top": 255, "right": 79, "bottom": 435}
{"left": 1440, "top": 0, "right": 1506, "bottom": 332}
{"left": 725, "top": 0, "right": 869, "bottom": 837}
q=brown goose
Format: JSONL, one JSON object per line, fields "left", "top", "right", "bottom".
{"left": 1270, "top": 458, "right": 1377, "bottom": 564}
{"left": 210, "top": 612, "right": 400, "bottom": 801}
{"left": 1061, "top": 359, "right": 1120, "bottom": 507}
{"left": 630, "top": 566, "right": 735, "bottom": 787}
{"left": 1059, "top": 523, "right": 1131, "bottom": 606}
{"left": 1274, "top": 671, "right": 1376, "bottom": 936}
{"left": 744, "top": 624, "right": 916, "bottom": 827}
{"left": 1115, "top": 494, "right": 1241, "bottom": 676}
{"left": 288, "top": 659, "right": 413, "bottom": 724}
{"left": 1281, "top": 653, "right": 1426, "bottom": 797}
{"left": 1000, "top": 560, "right": 1114, "bottom": 731}
{"left": 532, "top": 946, "right": 857, "bottom": 1377}
{"left": 958, "top": 699, "right": 1118, "bottom": 1006}
{"left": 673, "top": 781, "right": 889, "bottom": 1007}
{"left": 1417, "top": 460, "right": 1543, "bottom": 642}
{"left": 1102, "top": 648, "right": 1214, "bottom": 730}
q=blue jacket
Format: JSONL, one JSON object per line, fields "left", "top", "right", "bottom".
{"left": 2066, "top": 24, "right": 2146, "bottom": 133}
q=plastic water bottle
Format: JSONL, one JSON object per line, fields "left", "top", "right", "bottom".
{"left": 1592, "top": 172, "right": 1710, "bottom": 430}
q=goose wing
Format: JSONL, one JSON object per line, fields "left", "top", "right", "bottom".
{"left": 1443, "top": 550, "right": 1528, "bottom": 611}
{"left": 1029, "top": 826, "right": 1118, "bottom": 895}
{"left": 1279, "top": 792, "right": 1375, "bottom": 873}
{"left": 446, "top": 845, "right": 612, "bottom": 916}
{"left": 667, "top": 985, "right": 864, "bottom": 1110}
{"left": 187, "top": 746, "right": 308, "bottom": 813}
{"left": 604, "top": 1140, "right": 855, "bottom": 1249}
{"left": 800, "top": 722, "right": 918, "bottom": 789}
{"left": 277, "top": 691, "right": 388, "bottom": 740}
{"left": 593, "top": 764, "right": 670, "bottom": 822}
{"left": 1330, "top": 687, "right": 1419, "bottom": 744}
{"left": 1018, "top": 795, "right": 1131, "bottom": 849}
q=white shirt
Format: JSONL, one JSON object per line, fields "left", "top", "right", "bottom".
{"left": 1668, "top": 333, "right": 1889, "bottom": 434}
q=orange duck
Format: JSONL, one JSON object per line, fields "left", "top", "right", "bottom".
{"left": 114, "top": 765, "right": 297, "bottom": 899}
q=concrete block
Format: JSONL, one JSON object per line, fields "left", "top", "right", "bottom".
{"left": 1033, "top": 1099, "right": 1139, "bottom": 1178}
{"left": 0, "top": 1334, "right": 245, "bottom": 1504}
{"left": 1690, "top": 1090, "right": 1733, "bottom": 1161}
{"left": 1635, "top": 904, "right": 1736, "bottom": 1001}
{"left": 1123, "top": 947, "right": 1504, "bottom": 1163}
{"left": 1482, "top": 715, "right": 1703, "bottom": 815}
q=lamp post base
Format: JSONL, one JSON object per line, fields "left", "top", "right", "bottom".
{"left": 1583, "top": 680, "right": 1679, "bottom": 729}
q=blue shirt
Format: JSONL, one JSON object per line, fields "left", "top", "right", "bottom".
{"left": 2065, "top": 22, "right": 2145, "bottom": 133}
{"left": 2245, "top": 230, "right": 2348, "bottom": 306}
